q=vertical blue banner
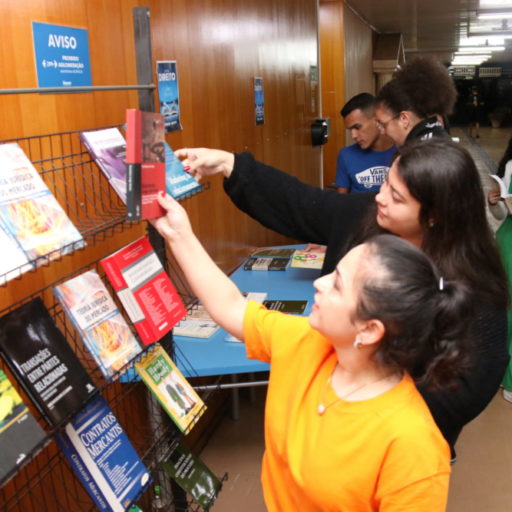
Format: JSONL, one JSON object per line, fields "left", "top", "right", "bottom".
{"left": 32, "top": 22, "right": 92, "bottom": 88}
{"left": 254, "top": 77, "right": 265, "bottom": 125}
{"left": 156, "top": 61, "right": 182, "bottom": 133}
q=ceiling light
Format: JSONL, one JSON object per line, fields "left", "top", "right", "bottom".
{"left": 479, "top": 0, "right": 512, "bottom": 7}
{"left": 456, "top": 45, "right": 505, "bottom": 52}
{"left": 451, "top": 55, "right": 492, "bottom": 65}
{"left": 478, "top": 12, "right": 512, "bottom": 19}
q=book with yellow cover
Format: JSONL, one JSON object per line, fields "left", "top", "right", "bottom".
{"left": 290, "top": 249, "right": 325, "bottom": 269}
{"left": 135, "top": 343, "right": 205, "bottom": 433}
{"left": 0, "top": 143, "right": 85, "bottom": 264}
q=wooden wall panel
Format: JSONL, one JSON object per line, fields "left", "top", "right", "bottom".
{"left": 0, "top": 0, "right": 320, "bottom": 306}
{"left": 319, "top": 0, "right": 345, "bottom": 187}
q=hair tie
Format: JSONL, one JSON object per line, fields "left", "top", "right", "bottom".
{"left": 439, "top": 277, "right": 444, "bottom": 291}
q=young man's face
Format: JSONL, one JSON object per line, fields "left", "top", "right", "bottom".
{"left": 344, "top": 108, "right": 381, "bottom": 151}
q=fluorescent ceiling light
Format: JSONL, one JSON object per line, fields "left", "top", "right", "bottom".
{"left": 451, "top": 55, "right": 492, "bottom": 65}
{"left": 456, "top": 45, "right": 505, "bottom": 52}
{"left": 479, "top": 0, "right": 512, "bottom": 7}
{"left": 459, "top": 35, "right": 510, "bottom": 45}
{"left": 478, "top": 12, "right": 512, "bottom": 19}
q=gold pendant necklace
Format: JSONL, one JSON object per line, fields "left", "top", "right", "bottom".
{"left": 317, "top": 368, "right": 396, "bottom": 416}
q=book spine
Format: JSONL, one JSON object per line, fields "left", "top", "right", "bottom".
{"left": 125, "top": 109, "right": 142, "bottom": 163}
{"left": 126, "top": 163, "right": 142, "bottom": 221}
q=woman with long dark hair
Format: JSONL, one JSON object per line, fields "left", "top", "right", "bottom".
{"left": 175, "top": 138, "right": 509, "bottom": 459}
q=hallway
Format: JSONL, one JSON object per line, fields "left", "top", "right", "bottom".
{"left": 200, "top": 126, "right": 512, "bottom": 512}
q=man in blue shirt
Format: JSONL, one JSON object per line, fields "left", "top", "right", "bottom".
{"left": 335, "top": 93, "right": 395, "bottom": 194}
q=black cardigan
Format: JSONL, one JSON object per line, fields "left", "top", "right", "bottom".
{"left": 224, "top": 152, "right": 509, "bottom": 457}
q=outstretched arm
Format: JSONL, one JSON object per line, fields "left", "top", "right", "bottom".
{"left": 151, "top": 192, "right": 247, "bottom": 341}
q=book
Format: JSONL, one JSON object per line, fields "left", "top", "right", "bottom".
{"left": 0, "top": 298, "right": 97, "bottom": 426}
{"left": 0, "top": 368, "right": 47, "bottom": 484}
{"left": 0, "top": 143, "right": 85, "bottom": 264}
{"left": 290, "top": 249, "right": 325, "bottom": 269}
{"left": 490, "top": 174, "right": 512, "bottom": 213}
{"left": 250, "top": 248, "right": 296, "bottom": 258}
{"left": 164, "top": 142, "right": 202, "bottom": 199}
{"left": 173, "top": 305, "right": 219, "bottom": 339}
{"left": 54, "top": 270, "right": 142, "bottom": 380}
{"left": 125, "top": 109, "right": 166, "bottom": 221}
{"left": 263, "top": 299, "right": 308, "bottom": 314}
{"left": 135, "top": 343, "right": 205, "bottom": 433}
{"left": 0, "top": 220, "right": 34, "bottom": 285}
{"left": 100, "top": 236, "right": 187, "bottom": 345}
{"left": 79, "top": 127, "right": 128, "bottom": 204}
{"left": 56, "top": 395, "right": 151, "bottom": 512}
{"left": 161, "top": 442, "right": 222, "bottom": 511}
{"left": 244, "top": 256, "right": 290, "bottom": 271}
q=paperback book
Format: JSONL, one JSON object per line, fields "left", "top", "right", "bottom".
{"left": 0, "top": 143, "right": 85, "bottom": 264}
{"left": 0, "top": 368, "right": 47, "bottom": 484}
{"left": 56, "top": 395, "right": 151, "bottom": 512}
{"left": 290, "top": 249, "right": 325, "bottom": 270}
{"left": 101, "top": 236, "right": 187, "bottom": 345}
{"left": 243, "top": 257, "right": 290, "bottom": 271}
{"left": 0, "top": 298, "right": 96, "bottom": 426}
{"left": 490, "top": 174, "right": 512, "bottom": 214}
{"left": 173, "top": 304, "right": 219, "bottom": 339}
{"left": 263, "top": 299, "right": 308, "bottom": 314}
{"left": 161, "top": 442, "right": 222, "bottom": 511}
{"left": 54, "top": 270, "right": 142, "bottom": 380}
{"left": 79, "top": 127, "right": 128, "bottom": 203}
{"left": 134, "top": 343, "right": 205, "bottom": 433}
{"left": 250, "top": 248, "right": 296, "bottom": 258}
{"left": 0, "top": 220, "right": 34, "bottom": 285}
{"left": 164, "top": 142, "right": 201, "bottom": 199}
{"left": 125, "top": 109, "right": 166, "bottom": 220}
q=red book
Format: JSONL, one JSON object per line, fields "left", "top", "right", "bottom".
{"left": 125, "top": 109, "right": 166, "bottom": 220}
{"left": 101, "top": 236, "right": 187, "bottom": 345}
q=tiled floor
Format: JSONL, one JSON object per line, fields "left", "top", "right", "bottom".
{"left": 200, "top": 126, "right": 512, "bottom": 512}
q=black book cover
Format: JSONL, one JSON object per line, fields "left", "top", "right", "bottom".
{"left": 0, "top": 369, "right": 47, "bottom": 484}
{"left": 243, "top": 257, "right": 289, "bottom": 271}
{"left": 0, "top": 298, "right": 97, "bottom": 426}
{"left": 263, "top": 299, "right": 308, "bottom": 314}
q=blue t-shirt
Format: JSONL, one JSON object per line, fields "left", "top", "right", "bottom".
{"left": 335, "top": 144, "right": 396, "bottom": 193}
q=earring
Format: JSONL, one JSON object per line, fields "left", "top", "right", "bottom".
{"left": 354, "top": 339, "right": 363, "bottom": 349}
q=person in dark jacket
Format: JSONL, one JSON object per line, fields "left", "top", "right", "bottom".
{"left": 175, "top": 138, "right": 509, "bottom": 459}
{"left": 374, "top": 57, "right": 456, "bottom": 147}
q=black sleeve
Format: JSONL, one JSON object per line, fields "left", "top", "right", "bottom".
{"left": 224, "top": 152, "right": 375, "bottom": 273}
{"left": 417, "top": 304, "right": 509, "bottom": 456}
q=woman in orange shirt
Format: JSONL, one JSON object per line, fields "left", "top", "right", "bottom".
{"left": 152, "top": 192, "right": 471, "bottom": 510}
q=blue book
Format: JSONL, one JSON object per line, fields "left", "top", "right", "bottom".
{"left": 56, "top": 395, "right": 151, "bottom": 512}
{"left": 164, "top": 143, "right": 202, "bottom": 199}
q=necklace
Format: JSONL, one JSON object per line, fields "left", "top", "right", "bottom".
{"left": 317, "top": 368, "right": 396, "bottom": 415}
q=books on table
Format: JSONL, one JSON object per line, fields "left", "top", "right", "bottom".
{"left": 0, "top": 368, "right": 47, "bottom": 484}
{"left": 263, "top": 299, "right": 308, "bottom": 314}
{"left": 79, "top": 127, "right": 128, "bottom": 204}
{"left": 243, "top": 247, "right": 295, "bottom": 271}
{"left": 101, "top": 236, "right": 187, "bottom": 345}
{"left": 54, "top": 270, "right": 142, "bottom": 380}
{"left": 125, "top": 109, "right": 166, "bottom": 221}
{"left": 135, "top": 343, "right": 205, "bottom": 433}
{"left": 0, "top": 143, "right": 85, "bottom": 281}
{"left": 290, "top": 249, "right": 325, "bottom": 269}
{"left": 173, "top": 304, "right": 219, "bottom": 339}
{"left": 56, "top": 395, "right": 151, "bottom": 512}
{"left": 0, "top": 298, "right": 96, "bottom": 426}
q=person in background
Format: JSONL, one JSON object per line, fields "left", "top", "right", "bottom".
{"left": 468, "top": 83, "right": 483, "bottom": 139}
{"left": 374, "top": 56, "right": 456, "bottom": 147}
{"left": 335, "top": 93, "right": 395, "bottom": 194}
{"left": 488, "top": 136, "right": 512, "bottom": 403}
{"left": 152, "top": 188, "right": 472, "bottom": 510}
{"left": 175, "top": 139, "right": 509, "bottom": 460}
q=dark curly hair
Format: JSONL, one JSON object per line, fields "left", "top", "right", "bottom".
{"left": 376, "top": 57, "right": 457, "bottom": 119}
{"left": 355, "top": 234, "right": 471, "bottom": 390}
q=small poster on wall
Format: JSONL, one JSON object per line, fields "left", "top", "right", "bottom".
{"left": 254, "top": 77, "right": 265, "bottom": 125}
{"left": 157, "top": 61, "right": 182, "bottom": 133}
{"left": 32, "top": 22, "right": 92, "bottom": 89}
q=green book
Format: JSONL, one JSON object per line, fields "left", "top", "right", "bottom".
{"left": 161, "top": 442, "right": 222, "bottom": 510}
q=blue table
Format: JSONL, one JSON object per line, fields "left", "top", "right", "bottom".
{"left": 174, "top": 245, "right": 321, "bottom": 379}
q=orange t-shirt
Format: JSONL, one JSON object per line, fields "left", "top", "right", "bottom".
{"left": 243, "top": 300, "right": 450, "bottom": 512}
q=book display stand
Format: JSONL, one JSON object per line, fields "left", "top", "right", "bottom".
{"left": 0, "top": 7, "right": 223, "bottom": 512}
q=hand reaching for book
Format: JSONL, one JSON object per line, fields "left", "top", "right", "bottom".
{"left": 150, "top": 192, "right": 193, "bottom": 242}
{"left": 175, "top": 148, "right": 235, "bottom": 180}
